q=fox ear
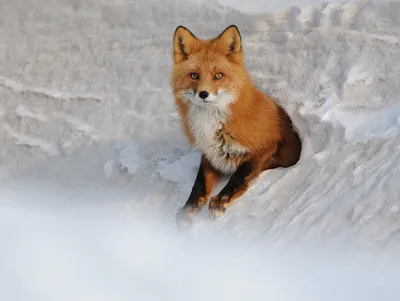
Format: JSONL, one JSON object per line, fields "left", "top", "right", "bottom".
{"left": 216, "top": 25, "right": 243, "bottom": 63}
{"left": 173, "top": 26, "right": 199, "bottom": 64}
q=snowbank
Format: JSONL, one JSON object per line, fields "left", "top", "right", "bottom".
{"left": 1, "top": 198, "right": 400, "bottom": 301}
{"left": 1, "top": 0, "right": 400, "bottom": 299}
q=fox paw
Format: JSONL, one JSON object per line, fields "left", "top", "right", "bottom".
{"left": 175, "top": 197, "right": 207, "bottom": 230}
{"left": 208, "top": 195, "right": 230, "bottom": 220}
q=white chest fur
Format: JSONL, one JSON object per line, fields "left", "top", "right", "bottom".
{"left": 187, "top": 104, "right": 248, "bottom": 174}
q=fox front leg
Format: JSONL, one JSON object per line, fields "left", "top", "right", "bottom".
{"left": 208, "top": 158, "right": 262, "bottom": 220}
{"left": 176, "top": 155, "right": 220, "bottom": 230}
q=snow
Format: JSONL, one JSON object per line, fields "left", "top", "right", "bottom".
{"left": 217, "top": 0, "right": 349, "bottom": 14}
{"left": 0, "top": 199, "right": 400, "bottom": 301}
{"left": 1, "top": 0, "right": 400, "bottom": 299}
{"left": 2, "top": 201, "right": 400, "bottom": 301}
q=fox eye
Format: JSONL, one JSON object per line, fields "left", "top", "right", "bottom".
{"left": 215, "top": 73, "right": 223, "bottom": 80}
{"left": 190, "top": 73, "right": 199, "bottom": 80}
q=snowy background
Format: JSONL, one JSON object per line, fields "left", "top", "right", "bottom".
{"left": 1, "top": 0, "right": 400, "bottom": 300}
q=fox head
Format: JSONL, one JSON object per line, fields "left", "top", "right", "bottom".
{"left": 171, "top": 25, "right": 249, "bottom": 109}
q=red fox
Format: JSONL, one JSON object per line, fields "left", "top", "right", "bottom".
{"left": 171, "top": 25, "right": 302, "bottom": 229}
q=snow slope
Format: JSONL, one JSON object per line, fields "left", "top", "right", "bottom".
{"left": 116, "top": 0, "right": 400, "bottom": 250}
{"left": 2, "top": 202, "right": 400, "bottom": 301}
{"left": 1, "top": 0, "right": 400, "bottom": 299}
{"left": 217, "top": 0, "right": 349, "bottom": 14}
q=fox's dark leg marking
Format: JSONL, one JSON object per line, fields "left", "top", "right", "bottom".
{"left": 176, "top": 155, "right": 219, "bottom": 229}
{"left": 219, "top": 160, "right": 252, "bottom": 198}
{"left": 209, "top": 158, "right": 262, "bottom": 220}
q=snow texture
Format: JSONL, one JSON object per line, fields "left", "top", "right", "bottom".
{"left": 1, "top": 0, "right": 400, "bottom": 299}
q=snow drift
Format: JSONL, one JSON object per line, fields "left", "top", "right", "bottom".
{"left": 1, "top": 0, "right": 400, "bottom": 299}
{"left": 1, "top": 199, "right": 400, "bottom": 301}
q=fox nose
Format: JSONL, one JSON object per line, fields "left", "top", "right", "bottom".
{"left": 198, "top": 91, "right": 209, "bottom": 99}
